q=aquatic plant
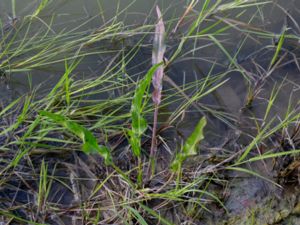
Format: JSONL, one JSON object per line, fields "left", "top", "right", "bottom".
{"left": 40, "top": 110, "right": 112, "bottom": 164}
{"left": 1, "top": 0, "right": 300, "bottom": 224}
{"left": 171, "top": 117, "right": 207, "bottom": 172}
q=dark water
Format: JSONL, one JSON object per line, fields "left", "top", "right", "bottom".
{"left": 1, "top": 0, "right": 299, "bottom": 110}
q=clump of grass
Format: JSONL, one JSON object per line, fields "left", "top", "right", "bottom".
{"left": 2, "top": 0, "right": 300, "bottom": 224}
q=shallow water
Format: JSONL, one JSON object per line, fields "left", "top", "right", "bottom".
{"left": 1, "top": 0, "right": 299, "bottom": 107}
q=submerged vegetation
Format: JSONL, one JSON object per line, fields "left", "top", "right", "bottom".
{"left": 1, "top": 0, "right": 300, "bottom": 224}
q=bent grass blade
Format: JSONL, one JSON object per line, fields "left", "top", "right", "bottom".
{"left": 32, "top": 0, "right": 49, "bottom": 17}
{"left": 270, "top": 28, "right": 285, "bottom": 67}
{"left": 39, "top": 110, "right": 112, "bottom": 165}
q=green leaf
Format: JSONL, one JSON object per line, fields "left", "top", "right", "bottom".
{"left": 32, "top": 0, "right": 49, "bottom": 17}
{"left": 270, "top": 28, "right": 285, "bottom": 66}
{"left": 40, "top": 110, "right": 112, "bottom": 165}
{"left": 127, "top": 130, "right": 140, "bottom": 156}
{"left": 126, "top": 206, "right": 148, "bottom": 225}
{"left": 183, "top": 116, "right": 207, "bottom": 155}
{"left": 171, "top": 117, "right": 207, "bottom": 171}
{"left": 128, "top": 63, "right": 162, "bottom": 157}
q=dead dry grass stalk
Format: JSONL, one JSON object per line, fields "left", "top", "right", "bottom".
{"left": 149, "top": 5, "right": 166, "bottom": 177}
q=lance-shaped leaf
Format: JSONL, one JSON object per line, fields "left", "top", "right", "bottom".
{"left": 152, "top": 6, "right": 166, "bottom": 105}
{"left": 129, "top": 63, "right": 162, "bottom": 156}
{"left": 171, "top": 117, "right": 207, "bottom": 171}
{"left": 40, "top": 110, "right": 112, "bottom": 165}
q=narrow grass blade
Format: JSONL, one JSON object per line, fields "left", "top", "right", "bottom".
{"left": 270, "top": 28, "right": 286, "bottom": 67}
{"left": 126, "top": 206, "right": 148, "bottom": 225}
{"left": 237, "top": 118, "right": 273, "bottom": 163}
{"left": 226, "top": 166, "right": 281, "bottom": 188}
{"left": 32, "top": 0, "right": 49, "bottom": 17}
{"left": 37, "top": 160, "right": 48, "bottom": 212}
{"left": 0, "top": 96, "right": 21, "bottom": 117}
{"left": 234, "top": 149, "right": 300, "bottom": 166}
{"left": 138, "top": 203, "right": 173, "bottom": 225}
{"left": 263, "top": 83, "right": 282, "bottom": 123}
{"left": 0, "top": 211, "right": 45, "bottom": 225}
{"left": 11, "top": 0, "right": 16, "bottom": 18}
{"left": 173, "top": 0, "right": 198, "bottom": 33}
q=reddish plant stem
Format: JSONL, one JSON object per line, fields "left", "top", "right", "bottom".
{"left": 148, "top": 104, "right": 159, "bottom": 178}
{"left": 150, "top": 104, "right": 159, "bottom": 157}
{"left": 147, "top": 5, "right": 165, "bottom": 179}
